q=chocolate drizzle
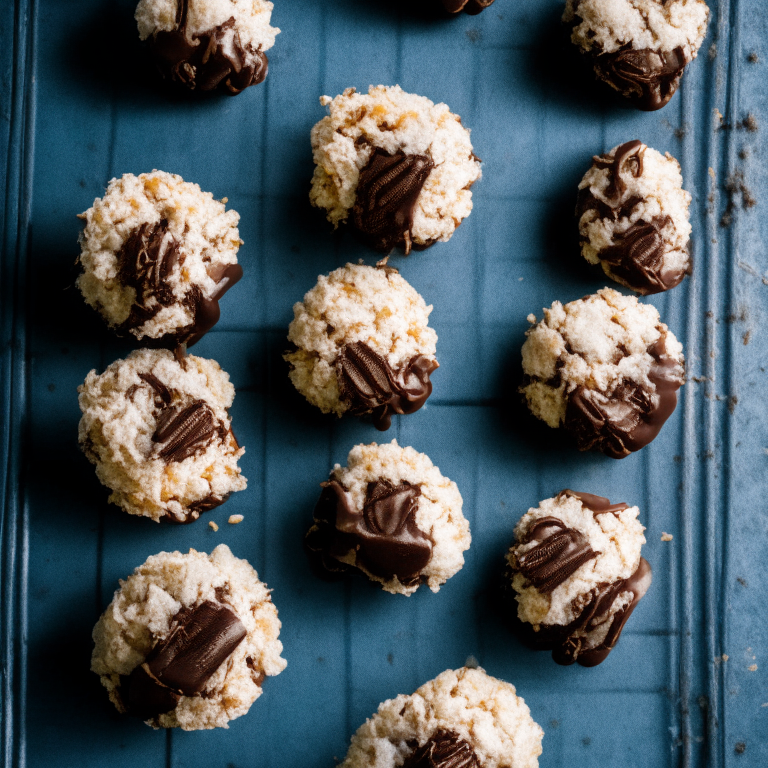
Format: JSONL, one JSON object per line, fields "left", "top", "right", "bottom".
{"left": 402, "top": 729, "right": 480, "bottom": 768}
{"left": 591, "top": 140, "right": 645, "bottom": 200}
{"left": 149, "top": 0, "right": 269, "bottom": 94}
{"left": 577, "top": 141, "right": 685, "bottom": 294}
{"left": 117, "top": 219, "right": 181, "bottom": 331}
{"left": 336, "top": 341, "right": 438, "bottom": 430}
{"left": 305, "top": 479, "right": 433, "bottom": 587}
{"left": 593, "top": 45, "right": 688, "bottom": 111}
{"left": 520, "top": 557, "right": 653, "bottom": 667}
{"left": 441, "top": 0, "right": 495, "bottom": 15}
{"left": 351, "top": 149, "right": 435, "bottom": 254}
{"left": 599, "top": 216, "right": 683, "bottom": 294}
{"left": 121, "top": 600, "right": 247, "bottom": 720}
{"left": 515, "top": 517, "right": 598, "bottom": 593}
{"left": 115, "top": 220, "right": 243, "bottom": 347}
{"left": 563, "top": 331, "right": 684, "bottom": 458}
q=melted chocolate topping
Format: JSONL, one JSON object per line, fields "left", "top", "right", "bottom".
{"left": 591, "top": 140, "right": 645, "bottom": 200}
{"left": 516, "top": 517, "right": 598, "bottom": 593}
{"left": 593, "top": 45, "right": 688, "bottom": 111}
{"left": 117, "top": 219, "right": 181, "bottom": 331}
{"left": 122, "top": 600, "right": 247, "bottom": 719}
{"left": 564, "top": 332, "right": 684, "bottom": 458}
{"left": 403, "top": 729, "right": 480, "bottom": 768}
{"left": 149, "top": 0, "right": 268, "bottom": 94}
{"left": 152, "top": 400, "right": 224, "bottom": 462}
{"left": 600, "top": 216, "right": 683, "bottom": 294}
{"left": 351, "top": 149, "right": 434, "bottom": 254}
{"left": 336, "top": 341, "right": 438, "bottom": 430}
{"left": 560, "top": 489, "right": 629, "bottom": 516}
{"left": 441, "top": 0, "right": 495, "bottom": 15}
{"left": 305, "top": 479, "right": 433, "bottom": 587}
{"left": 115, "top": 220, "right": 243, "bottom": 347}
{"left": 512, "top": 556, "right": 652, "bottom": 667}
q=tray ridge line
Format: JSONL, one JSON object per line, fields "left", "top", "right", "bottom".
{"left": 1, "top": 1, "right": 36, "bottom": 768}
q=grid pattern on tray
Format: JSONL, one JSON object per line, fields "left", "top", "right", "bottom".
{"left": 1, "top": 0, "right": 767, "bottom": 766}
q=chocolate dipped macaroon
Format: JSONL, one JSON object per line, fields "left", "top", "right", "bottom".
{"left": 135, "top": 0, "right": 280, "bottom": 94}
{"left": 339, "top": 667, "right": 543, "bottom": 768}
{"left": 520, "top": 288, "right": 685, "bottom": 458}
{"left": 306, "top": 440, "right": 470, "bottom": 596}
{"left": 78, "top": 349, "right": 247, "bottom": 522}
{"left": 506, "top": 490, "right": 652, "bottom": 667}
{"left": 563, "top": 0, "right": 709, "bottom": 111}
{"left": 577, "top": 140, "right": 692, "bottom": 295}
{"left": 77, "top": 171, "right": 243, "bottom": 347}
{"left": 309, "top": 85, "right": 481, "bottom": 254}
{"left": 91, "top": 544, "right": 286, "bottom": 730}
{"left": 284, "top": 263, "right": 439, "bottom": 430}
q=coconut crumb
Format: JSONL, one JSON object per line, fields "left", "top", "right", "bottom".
{"left": 229, "top": 514, "right": 244, "bottom": 524}
{"left": 209, "top": 521, "right": 219, "bottom": 532}
{"left": 661, "top": 532, "right": 674, "bottom": 541}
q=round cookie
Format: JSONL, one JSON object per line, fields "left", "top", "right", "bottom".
{"left": 78, "top": 348, "right": 247, "bottom": 522}
{"left": 77, "top": 170, "right": 243, "bottom": 347}
{"left": 519, "top": 288, "right": 685, "bottom": 458}
{"left": 577, "top": 140, "right": 692, "bottom": 295}
{"left": 309, "top": 85, "right": 482, "bottom": 254}
{"left": 441, "top": 0, "right": 495, "bottom": 14}
{"left": 339, "top": 667, "right": 543, "bottom": 768}
{"left": 284, "top": 263, "right": 439, "bottom": 430}
{"left": 91, "top": 544, "right": 286, "bottom": 730}
{"left": 563, "top": 0, "right": 710, "bottom": 110}
{"left": 505, "top": 490, "right": 652, "bottom": 667}
{"left": 135, "top": 0, "right": 280, "bottom": 93}
{"left": 305, "top": 440, "right": 470, "bottom": 596}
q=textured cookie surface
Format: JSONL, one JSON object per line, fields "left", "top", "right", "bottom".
{"left": 78, "top": 348, "right": 246, "bottom": 522}
{"left": 520, "top": 288, "right": 684, "bottom": 457}
{"left": 563, "top": 0, "right": 710, "bottom": 109}
{"left": 77, "top": 170, "right": 242, "bottom": 345}
{"left": 507, "top": 490, "right": 651, "bottom": 666}
{"left": 577, "top": 140, "right": 692, "bottom": 294}
{"left": 310, "top": 85, "right": 481, "bottom": 252}
{"left": 91, "top": 544, "right": 286, "bottom": 730}
{"left": 306, "top": 440, "right": 470, "bottom": 595}
{"left": 135, "top": 0, "right": 280, "bottom": 93}
{"left": 339, "top": 667, "right": 543, "bottom": 768}
{"left": 284, "top": 263, "right": 438, "bottom": 429}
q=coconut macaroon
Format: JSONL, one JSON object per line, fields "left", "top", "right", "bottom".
{"left": 91, "top": 544, "right": 286, "bottom": 730}
{"left": 577, "top": 140, "right": 692, "bottom": 295}
{"left": 563, "top": 0, "right": 710, "bottom": 110}
{"left": 506, "top": 490, "right": 652, "bottom": 667}
{"left": 519, "top": 288, "right": 685, "bottom": 458}
{"left": 78, "top": 348, "right": 247, "bottom": 523}
{"left": 339, "top": 667, "right": 543, "bottom": 768}
{"left": 310, "top": 85, "right": 482, "bottom": 254}
{"left": 305, "top": 441, "right": 470, "bottom": 596}
{"left": 77, "top": 171, "right": 243, "bottom": 347}
{"left": 284, "top": 263, "right": 438, "bottom": 431}
{"left": 135, "top": 0, "right": 280, "bottom": 93}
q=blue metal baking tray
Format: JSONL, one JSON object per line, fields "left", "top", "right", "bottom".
{"left": 2, "top": 0, "right": 766, "bottom": 765}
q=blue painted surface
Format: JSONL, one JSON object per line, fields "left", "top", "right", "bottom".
{"left": 1, "top": 0, "right": 767, "bottom": 766}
